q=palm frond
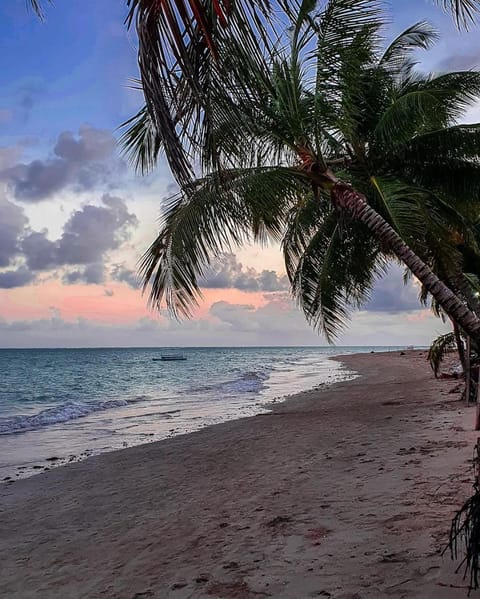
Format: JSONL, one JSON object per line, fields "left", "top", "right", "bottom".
{"left": 363, "top": 177, "right": 429, "bottom": 249}
{"left": 373, "top": 90, "right": 439, "bottom": 150}
{"left": 428, "top": 331, "right": 457, "bottom": 377}
{"left": 314, "top": 0, "right": 384, "bottom": 122}
{"left": 401, "top": 124, "right": 480, "bottom": 164}
{"left": 283, "top": 201, "right": 387, "bottom": 341}
{"left": 119, "top": 105, "right": 163, "bottom": 175}
{"left": 393, "top": 124, "right": 480, "bottom": 202}
{"left": 379, "top": 21, "right": 439, "bottom": 77}
{"left": 125, "top": 0, "right": 278, "bottom": 185}
{"left": 316, "top": 0, "right": 384, "bottom": 55}
{"left": 27, "top": 0, "right": 51, "bottom": 20}
{"left": 402, "top": 159, "right": 480, "bottom": 201}
{"left": 425, "top": 71, "right": 480, "bottom": 121}
{"left": 433, "top": 0, "right": 480, "bottom": 29}
{"left": 141, "top": 167, "right": 306, "bottom": 316}
{"left": 447, "top": 441, "right": 480, "bottom": 594}
{"left": 373, "top": 71, "right": 480, "bottom": 152}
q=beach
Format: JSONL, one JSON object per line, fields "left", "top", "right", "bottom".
{"left": 1, "top": 350, "right": 478, "bottom": 598}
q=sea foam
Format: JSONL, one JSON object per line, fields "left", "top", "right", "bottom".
{"left": 0, "top": 397, "right": 143, "bottom": 435}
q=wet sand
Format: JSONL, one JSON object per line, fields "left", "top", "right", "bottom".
{"left": 1, "top": 350, "right": 478, "bottom": 598}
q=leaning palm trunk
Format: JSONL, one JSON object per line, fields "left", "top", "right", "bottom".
{"left": 453, "top": 320, "right": 467, "bottom": 374}
{"left": 329, "top": 182, "right": 480, "bottom": 342}
{"left": 466, "top": 336, "right": 473, "bottom": 404}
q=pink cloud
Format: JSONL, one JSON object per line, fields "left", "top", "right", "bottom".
{"left": 406, "top": 310, "right": 434, "bottom": 323}
{"left": 0, "top": 282, "right": 271, "bottom": 325}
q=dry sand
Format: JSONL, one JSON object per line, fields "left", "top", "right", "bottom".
{"left": 1, "top": 350, "right": 479, "bottom": 598}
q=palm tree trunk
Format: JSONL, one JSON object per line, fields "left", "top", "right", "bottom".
{"left": 475, "top": 366, "right": 480, "bottom": 430}
{"left": 452, "top": 319, "right": 466, "bottom": 374}
{"left": 466, "top": 336, "right": 472, "bottom": 404}
{"left": 329, "top": 182, "right": 480, "bottom": 343}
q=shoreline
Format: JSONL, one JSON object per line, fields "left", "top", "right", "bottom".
{"left": 0, "top": 350, "right": 357, "bottom": 482}
{"left": 1, "top": 350, "right": 478, "bottom": 598}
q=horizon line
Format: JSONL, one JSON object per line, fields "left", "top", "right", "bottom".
{"left": 0, "top": 344, "right": 421, "bottom": 350}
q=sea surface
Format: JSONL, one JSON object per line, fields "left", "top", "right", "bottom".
{"left": 0, "top": 346, "right": 404, "bottom": 480}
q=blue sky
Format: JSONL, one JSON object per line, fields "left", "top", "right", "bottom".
{"left": 0, "top": 1, "right": 140, "bottom": 145}
{"left": 0, "top": 0, "right": 478, "bottom": 347}
{"left": 0, "top": 0, "right": 476, "bottom": 141}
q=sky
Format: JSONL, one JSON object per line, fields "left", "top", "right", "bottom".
{"left": 0, "top": 0, "right": 478, "bottom": 348}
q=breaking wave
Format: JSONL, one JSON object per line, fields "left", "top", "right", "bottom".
{"left": 0, "top": 397, "right": 146, "bottom": 435}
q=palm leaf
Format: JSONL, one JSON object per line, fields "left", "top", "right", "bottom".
{"left": 401, "top": 124, "right": 480, "bottom": 164}
{"left": 373, "top": 72, "right": 480, "bottom": 152}
{"left": 402, "top": 159, "right": 480, "bottom": 201}
{"left": 119, "top": 105, "right": 163, "bottom": 175}
{"left": 365, "top": 176, "right": 430, "bottom": 248}
{"left": 27, "top": 0, "right": 51, "bottom": 19}
{"left": 428, "top": 331, "right": 457, "bottom": 377}
{"left": 283, "top": 198, "right": 388, "bottom": 340}
{"left": 379, "top": 21, "right": 439, "bottom": 77}
{"left": 314, "top": 0, "right": 384, "bottom": 114}
{"left": 433, "top": 0, "right": 480, "bottom": 29}
{"left": 125, "top": 0, "right": 278, "bottom": 185}
{"left": 141, "top": 167, "right": 306, "bottom": 316}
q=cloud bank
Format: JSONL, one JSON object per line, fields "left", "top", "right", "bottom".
{"left": 0, "top": 193, "right": 138, "bottom": 288}
{"left": 1, "top": 126, "right": 123, "bottom": 202}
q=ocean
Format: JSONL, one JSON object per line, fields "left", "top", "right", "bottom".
{"left": 0, "top": 346, "right": 403, "bottom": 480}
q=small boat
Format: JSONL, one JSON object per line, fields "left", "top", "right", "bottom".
{"left": 153, "top": 355, "right": 187, "bottom": 361}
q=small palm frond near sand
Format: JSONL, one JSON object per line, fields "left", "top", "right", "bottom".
{"left": 428, "top": 332, "right": 457, "bottom": 377}
{"left": 446, "top": 440, "right": 480, "bottom": 594}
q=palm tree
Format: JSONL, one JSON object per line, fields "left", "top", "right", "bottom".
{"left": 28, "top": 0, "right": 480, "bottom": 340}
{"left": 28, "top": 0, "right": 480, "bottom": 181}
{"left": 118, "top": 0, "right": 480, "bottom": 185}
{"left": 122, "top": 3, "right": 480, "bottom": 342}
{"left": 29, "top": 0, "right": 480, "bottom": 26}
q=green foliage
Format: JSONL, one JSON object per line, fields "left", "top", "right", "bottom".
{"left": 118, "top": 105, "right": 162, "bottom": 176}
{"left": 124, "top": 0, "right": 276, "bottom": 187}
{"left": 122, "top": 1, "right": 480, "bottom": 340}
{"left": 140, "top": 167, "right": 306, "bottom": 316}
{"left": 434, "top": 0, "right": 480, "bottom": 29}
{"left": 379, "top": 22, "right": 439, "bottom": 76}
{"left": 284, "top": 207, "right": 388, "bottom": 341}
{"left": 428, "top": 332, "right": 457, "bottom": 377}
{"left": 446, "top": 440, "right": 480, "bottom": 593}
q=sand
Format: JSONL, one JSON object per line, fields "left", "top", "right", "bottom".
{"left": 1, "top": 350, "right": 479, "bottom": 598}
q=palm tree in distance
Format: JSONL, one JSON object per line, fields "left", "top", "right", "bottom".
{"left": 121, "top": 4, "right": 480, "bottom": 341}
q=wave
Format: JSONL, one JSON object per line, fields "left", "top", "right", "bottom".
{"left": 0, "top": 396, "right": 147, "bottom": 435}
{"left": 191, "top": 369, "right": 271, "bottom": 396}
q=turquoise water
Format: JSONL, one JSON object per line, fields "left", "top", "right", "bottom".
{"left": 0, "top": 346, "right": 402, "bottom": 478}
